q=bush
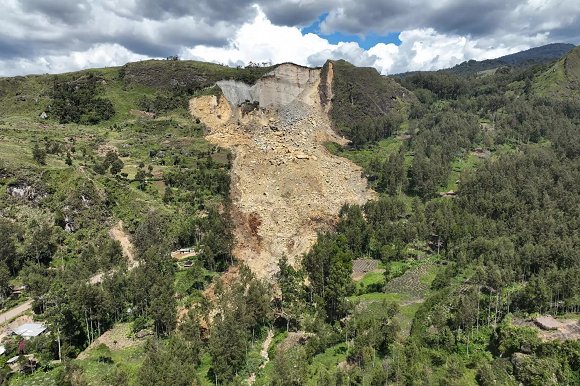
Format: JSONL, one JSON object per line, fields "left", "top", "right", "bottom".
{"left": 132, "top": 316, "right": 148, "bottom": 333}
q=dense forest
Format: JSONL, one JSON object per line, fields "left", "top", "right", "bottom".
{"left": 1, "top": 46, "right": 580, "bottom": 386}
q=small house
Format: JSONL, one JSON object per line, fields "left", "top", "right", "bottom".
{"left": 39, "top": 112, "right": 48, "bottom": 120}
{"left": 6, "top": 355, "right": 38, "bottom": 374}
{"left": 0, "top": 345, "right": 6, "bottom": 355}
{"left": 10, "top": 285, "right": 26, "bottom": 298}
{"left": 11, "top": 323, "right": 47, "bottom": 340}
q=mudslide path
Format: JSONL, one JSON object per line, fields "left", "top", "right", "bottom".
{"left": 190, "top": 63, "right": 375, "bottom": 278}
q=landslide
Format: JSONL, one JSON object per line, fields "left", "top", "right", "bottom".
{"left": 190, "top": 63, "right": 376, "bottom": 278}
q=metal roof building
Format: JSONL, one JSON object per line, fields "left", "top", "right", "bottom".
{"left": 11, "top": 323, "right": 47, "bottom": 339}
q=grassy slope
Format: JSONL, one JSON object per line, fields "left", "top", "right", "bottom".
{"left": 324, "top": 59, "right": 414, "bottom": 137}
{"left": 1, "top": 59, "right": 275, "bottom": 385}
{"left": 533, "top": 46, "right": 580, "bottom": 97}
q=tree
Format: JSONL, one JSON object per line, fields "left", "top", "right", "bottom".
{"left": 0, "top": 219, "right": 21, "bottom": 275}
{"left": 0, "top": 262, "right": 11, "bottom": 305}
{"left": 135, "top": 169, "right": 146, "bottom": 190}
{"left": 32, "top": 143, "right": 47, "bottom": 165}
{"left": 137, "top": 337, "right": 198, "bottom": 386}
{"left": 271, "top": 345, "right": 308, "bottom": 386}
{"left": 209, "top": 310, "right": 249, "bottom": 383}
{"left": 110, "top": 158, "right": 124, "bottom": 175}
{"left": 276, "top": 256, "right": 305, "bottom": 331}
{"left": 303, "top": 234, "right": 354, "bottom": 322}
{"left": 379, "top": 151, "right": 407, "bottom": 195}
{"left": 337, "top": 204, "right": 369, "bottom": 255}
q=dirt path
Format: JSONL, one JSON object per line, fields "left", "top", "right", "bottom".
{"left": 109, "top": 220, "right": 137, "bottom": 269}
{"left": 91, "top": 221, "right": 138, "bottom": 284}
{"left": 260, "top": 329, "right": 274, "bottom": 367}
{"left": 0, "top": 300, "right": 33, "bottom": 326}
{"left": 191, "top": 63, "right": 375, "bottom": 279}
{"left": 248, "top": 329, "right": 274, "bottom": 385}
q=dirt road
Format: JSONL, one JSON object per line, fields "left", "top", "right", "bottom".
{"left": 0, "top": 300, "right": 33, "bottom": 326}
{"left": 91, "top": 221, "right": 138, "bottom": 284}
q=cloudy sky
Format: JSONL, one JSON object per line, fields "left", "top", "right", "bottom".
{"left": 1, "top": 0, "right": 579, "bottom": 76}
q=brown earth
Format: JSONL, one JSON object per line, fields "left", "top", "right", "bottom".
{"left": 108, "top": 220, "right": 137, "bottom": 269}
{"left": 512, "top": 317, "right": 580, "bottom": 342}
{"left": 190, "top": 63, "right": 376, "bottom": 279}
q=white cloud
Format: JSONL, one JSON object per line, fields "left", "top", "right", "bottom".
{"left": 0, "top": 1, "right": 575, "bottom": 76}
{"left": 0, "top": 44, "right": 147, "bottom": 76}
{"left": 183, "top": 8, "right": 333, "bottom": 66}
{"left": 184, "top": 11, "right": 541, "bottom": 75}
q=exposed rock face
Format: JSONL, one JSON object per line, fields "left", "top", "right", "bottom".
{"left": 7, "top": 184, "right": 46, "bottom": 202}
{"left": 217, "top": 64, "right": 320, "bottom": 110}
{"left": 191, "top": 63, "right": 376, "bottom": 279}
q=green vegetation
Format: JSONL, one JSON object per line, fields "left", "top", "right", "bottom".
{"left": 324, "top": 60, "right": 411, "bottom": 148}
{"left": 533, "top": 46, "right": 580, "bottom": 97}
{"left": 0, "top": 59, "right": 251, "bottom": 385}
{"left": 2, "top": 49, "right": 580, "bottom": 386}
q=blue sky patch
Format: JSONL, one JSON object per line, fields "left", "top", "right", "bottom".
{"left": 302, "top": 14, "right": 402, "bottom": 49}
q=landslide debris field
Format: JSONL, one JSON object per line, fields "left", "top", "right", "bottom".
{"left": 190, "top": 63, "right": 376, "bottom": 277}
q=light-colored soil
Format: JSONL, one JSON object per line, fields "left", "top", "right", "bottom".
{"left": 0, "top": 313, "right": 33, "bottom": 341}
{"left": 109, "top": 220, "right": 137, "bottom": 269}
{"left": 276, "top": 331, "right": 314, "bottom": 354}
{"left": 90, "top": 221, "right": 138, "bottom": 284}
{"left": 512, "top": 317, "right": 580, "bottom": 342}
{"left": 248, "top": 329, "right": 275, "bottom": 385}
{"left": 190, "top": 63, "right": 375, "bottom": 279}
{"left": 0, "top": 300, "right": 33, "bottom": 327}
{"left": 170, "top": 250, "right": 197, "bottom": 261}
{"left": 260, "top": 329, "right": 274, "bottom": 368}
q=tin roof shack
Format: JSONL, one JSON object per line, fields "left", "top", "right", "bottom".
{"left": 0, "top": 345, "right": 5, "bottom": 355}
{"left": 11, "top": 323, "right": 47, "bottom": 340}
{"left": 6, "top": 354, "right": 38, "bottom": 374}
{"left": 534, "top": 316, "right": 563, "bottom": 331}
{"left": 10, "top": 285, "right": 26, "bottom": 299}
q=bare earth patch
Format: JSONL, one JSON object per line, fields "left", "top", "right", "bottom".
{"left": 512, "top": 317, "right": 580, "bottom": 342}
{"left": 190, "top": 63, "right": 375, "bottom": 279}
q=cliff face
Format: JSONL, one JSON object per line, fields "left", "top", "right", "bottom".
{"left": 190, "top": 63, "right": 376, "bottom": 279}
{"left": 217, "top": 64, "right": 320, "bottom": 109}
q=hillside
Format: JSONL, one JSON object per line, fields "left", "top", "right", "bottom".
{"left": 533, "top": 45, "right": 580, "bottom": 97}
{"left": 443, "top": 43, "right": 575, "bottom": 75}
{"left": 323, "top": 60, "right": 413, "bottom": 147}
{"left": 0, "top": 55, "right": 579, "bottom": 386}
{"left": 393, "top": 43, "right": 574, "bottom": 78}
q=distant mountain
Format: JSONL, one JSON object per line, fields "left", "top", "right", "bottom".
{"left": 441, "top": 43, "right": 575, "bottom": 76}
{"left": 533, "top": 45, "right": 580, "bottom": 97}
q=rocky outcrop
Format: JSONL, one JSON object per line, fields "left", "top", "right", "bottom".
{"left": 217, "top": 64, "right": 320, "bottom": 110}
